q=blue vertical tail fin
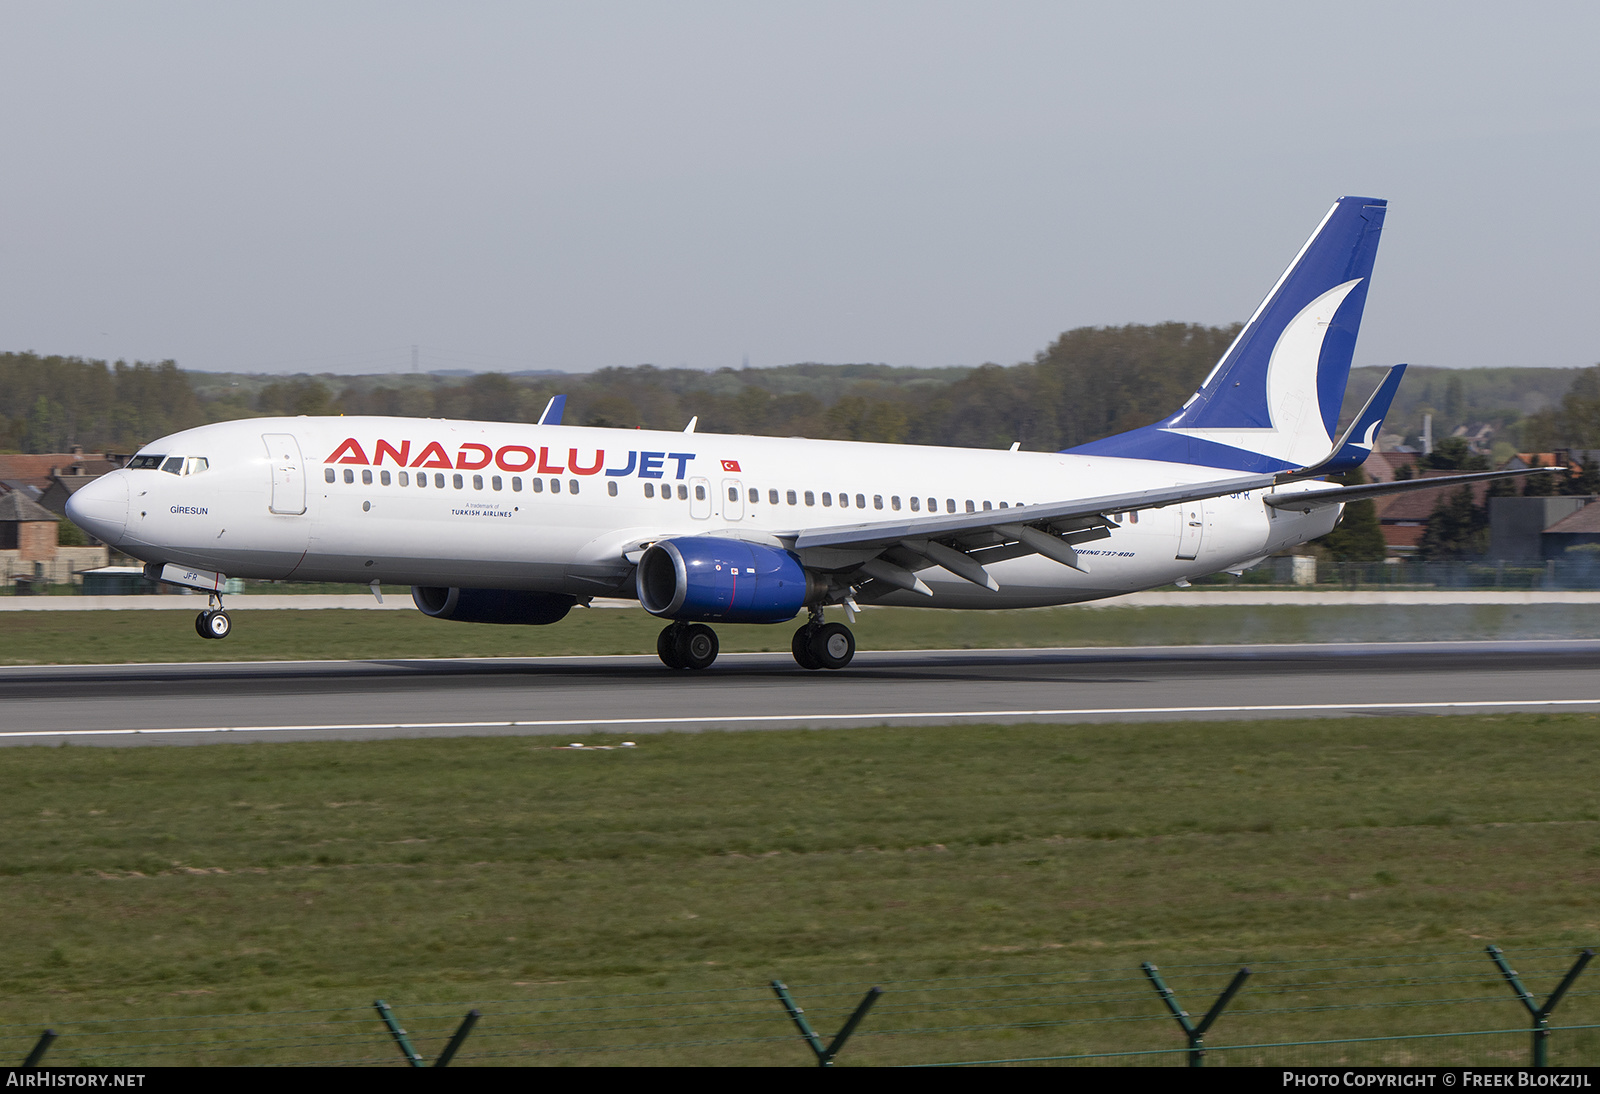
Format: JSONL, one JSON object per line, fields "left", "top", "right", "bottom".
{"left": 538, "top": 394, "right": 567, "bottom": 426}
{"left": 1067, "top": 196, "right": 1388, "bottom": 472}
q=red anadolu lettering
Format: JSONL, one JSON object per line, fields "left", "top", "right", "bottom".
{"left": 325, "top": 438, "right": 369, "bottom": 465}
{"left": 495, "top": 445, "right": 536, "bottom": 472}
{"left": 409, "top": 441, "right": 453, "bottom": 469}
{"left": 328, "top": 438, "right": 623, "bottom": 477}
{"left": 456, "top": 443, "right": 493, "bottom": 470}
{"left": 374, "top": 439, "right": 410, "bottom": 466}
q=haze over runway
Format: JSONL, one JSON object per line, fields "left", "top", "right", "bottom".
{"left": 6, "top": 640, "right": 1600, "bottom": 746}
{"left": 2, "top": 3, "right": 1597, "bottom": 376}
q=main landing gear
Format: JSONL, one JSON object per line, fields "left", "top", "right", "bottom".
{"left": 791, "top": 608, "right": 855, "bottom": 671}
{"left": 194, "top": 594, "right": 232, "bottom": 640}
{"left": 657, "top": 621, "right": 720, "bottom": 670}
{"left": 653, "top": 609, "right": 858, "bottom": 671}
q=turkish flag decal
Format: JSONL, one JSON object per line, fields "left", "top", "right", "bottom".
{"left": 721, "top": 459, "right": 741, "bottom": 472}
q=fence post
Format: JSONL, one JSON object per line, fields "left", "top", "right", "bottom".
{"left": 1487, "top": 946, "right": 1594, "bottom": 1067}
{"left": 374, "top": 999, "right": 425, "bottom": 1067}
{"left": 21, "top": 1030, "right": 54, "bottom": 1067}
{"left": 434, "top": 1009, "right": 480, "bottom": 1067}
{"left": 770, "top": 980, "right": 882, "bottom": 1067}
{"left": 374, "top": 1000, "right": 480, "bottom": 1067}
{"left": 1141, "top": 962, "right": 1250, "bottom": 1067}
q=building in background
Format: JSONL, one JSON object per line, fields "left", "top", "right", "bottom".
{"left": 0, "top": 489, "right": 108, "bottom": 587}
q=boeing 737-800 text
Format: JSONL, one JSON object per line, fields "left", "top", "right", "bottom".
{"left": 65, "top": 197, "right": 1546, "bottom": 670}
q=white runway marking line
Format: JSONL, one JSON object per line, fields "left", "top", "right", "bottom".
{"left": 10, "top": 697, "right": 1600, "bottom": 738}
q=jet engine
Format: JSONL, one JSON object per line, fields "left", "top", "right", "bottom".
{"left": 636, "top": 537, "right": 819, "bottom": 623}
{"left": 411, "top": 586, "right": 576, "bottom": 625}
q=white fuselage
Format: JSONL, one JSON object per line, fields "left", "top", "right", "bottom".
{"left": 82, "top": 416, "right": 1340, "bottom": 608}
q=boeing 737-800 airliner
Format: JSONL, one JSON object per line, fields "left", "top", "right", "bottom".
{"left": 65, "top": 197, "right": 1546, "bottom": 670}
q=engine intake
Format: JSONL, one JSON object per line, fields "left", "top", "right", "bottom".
{"left": 411, "top": 587, "right": 576, "bottom": 625}
{"left": 636, "top": 537, "right": 816, "bottom": 623}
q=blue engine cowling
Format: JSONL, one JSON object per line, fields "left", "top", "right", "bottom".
{"left": 636, "top": 537, "right": 816, "bottom": 623}
{"left": 412, "top": 587, "right": 576, "bottom": 625}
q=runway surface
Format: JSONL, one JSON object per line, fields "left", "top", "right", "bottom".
{"left": 4, "top": 639, "right": 1600, "bottom": 746}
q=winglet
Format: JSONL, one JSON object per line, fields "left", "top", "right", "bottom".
{"left": 1278, "top": 363, "right": 1406, "bottom": 481}
{"left": 538, "top": 395, "right": 567, "bottom": 426}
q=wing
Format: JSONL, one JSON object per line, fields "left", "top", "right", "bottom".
{"left": 788, "top": 471, "right": 1278, "bottom": 597}
{"left": 784, "top": 459, "right": 1559, "bottom": 599}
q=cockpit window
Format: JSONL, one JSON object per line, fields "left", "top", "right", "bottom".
{"left": 131, "top": 454, "right": 208, "bottom": 475}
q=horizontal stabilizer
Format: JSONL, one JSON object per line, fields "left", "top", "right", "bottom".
{"left": 1266, "top": 466, "right": 1562, "bottom": 512}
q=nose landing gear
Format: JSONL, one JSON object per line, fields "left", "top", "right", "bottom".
{"left": 656, "top": 621, "right": 719, "bottom": 670}
{"left": 195, "top": 593, "right": 232, "bottom": 640}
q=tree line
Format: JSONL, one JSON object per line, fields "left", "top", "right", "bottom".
{"left": 0, "top": 354, "right": 201, "bottom": 455}
{"left": 1, "top": 324, "right": 1237, "bottom": 455}
{"left": 9, "top": 336, "right": 1600, "bottom": 461}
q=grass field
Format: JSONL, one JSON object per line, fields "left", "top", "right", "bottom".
{"left": 0, "top": 715, "right": 1597, "bottom": 1065}
{"left": 6, "top": 601, "right": 1600, "bottom": 664}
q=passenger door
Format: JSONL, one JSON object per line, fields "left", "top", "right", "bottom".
{"left": 689, "top": 476, "right": 712, "bottom": 520}
{"left": 263, "top": 434, "right": 307, "bottom": 515}
{"left": 1175, "top": 498, "right": 1206, "bottom": 560}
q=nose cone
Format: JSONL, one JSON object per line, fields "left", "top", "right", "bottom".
{"left": 65, "top": 473, "right": 129, "bottom": 545}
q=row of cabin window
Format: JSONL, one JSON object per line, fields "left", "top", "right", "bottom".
{"left": 764, "top": 489, "right": 1018, "bottom": 514}
{"left": 325, "top": 467, "right": 593, "bottom": 495}
{"left": 645, "top": 484, "right": 1022, "bottom": 513}
{"left": 324, "top": 468, "right": 1032, "bottom": 516}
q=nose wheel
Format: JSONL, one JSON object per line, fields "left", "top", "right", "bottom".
{"left": 791, "top": 620, "right": 855, "bottom": 670}
{"left": 196, "top": 609, "right": 232, "bottom": 640}
{"left": 195, "top": 592, "right": 232, "bottom": 640}
{"left": 656, "top": 622, "right": 719, "bottom": 670}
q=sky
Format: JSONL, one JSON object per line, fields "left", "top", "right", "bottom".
{"left": 2, "top": 2, "right": 1597, "bottom": 376}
